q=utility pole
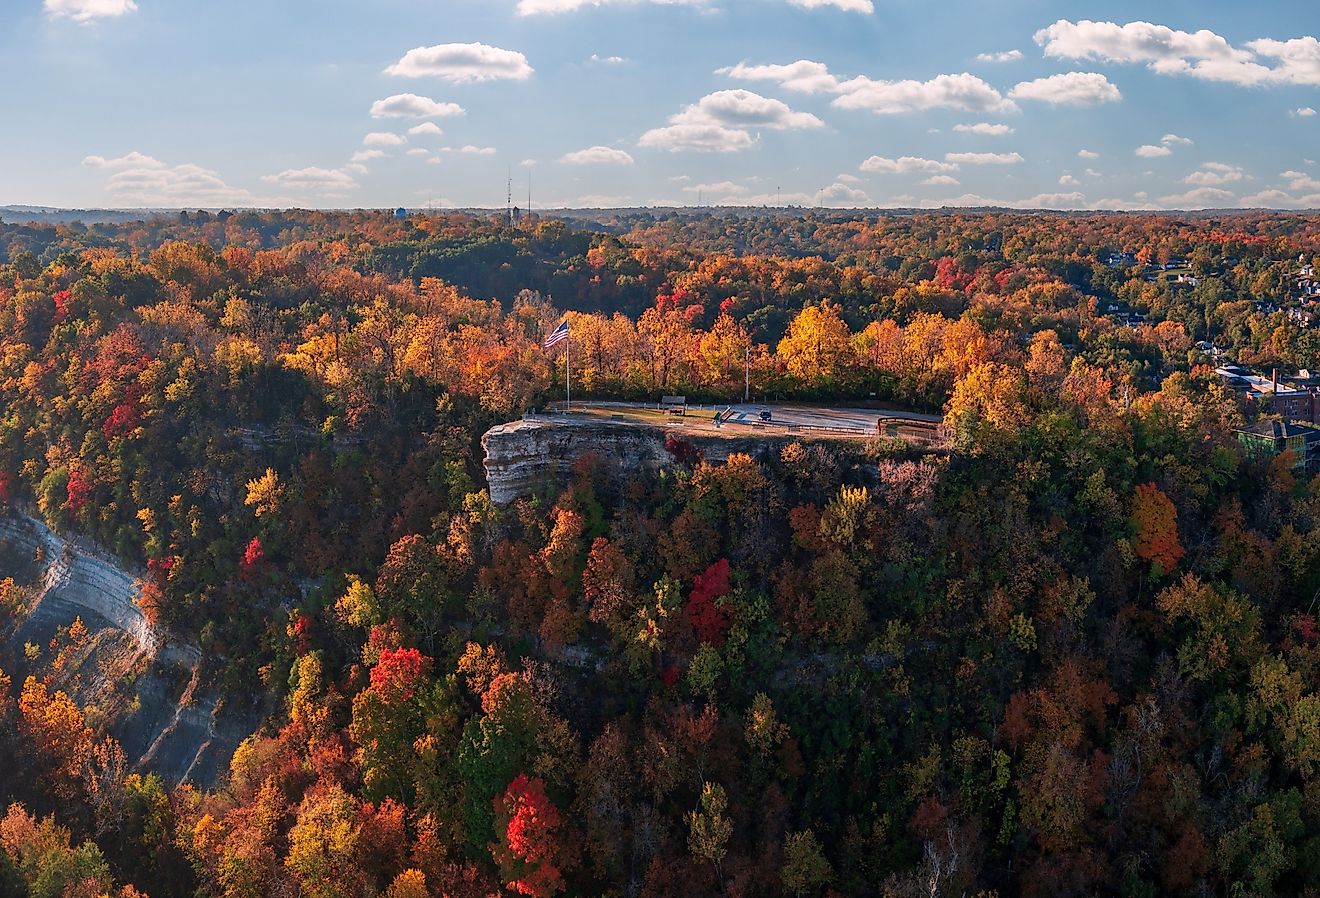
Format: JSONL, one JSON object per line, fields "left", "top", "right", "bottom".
{"left": 744, "top": 345, "right": 750, "bottom": 402}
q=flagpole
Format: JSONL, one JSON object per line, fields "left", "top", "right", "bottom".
{"left": 565, "top": 329, "right": 571, "bottom": 412}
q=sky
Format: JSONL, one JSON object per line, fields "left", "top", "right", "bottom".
{"left": 3, "top": 0, "right": 1319, "bottom": 211}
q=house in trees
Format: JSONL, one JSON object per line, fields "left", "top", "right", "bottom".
{"left": 1235, "top": 419, "right": 1320, "bottom": 472}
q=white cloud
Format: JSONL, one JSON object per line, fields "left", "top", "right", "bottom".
{"left": 385, "top": 43, "right": 534, "bottom": 82}
{"left": 81, "top": 152, "right": 267, "bottom": 206}
{"left": 859, "top": 155, "right": 959, "bottom": 174}
{"left": 922, "top": 175, "right": 961, "bottom": 186}
{"left": 723, "top": 61, "right": 1015, "bottom": 114}
{"left": 1009, "top": 71, "right": 1121, "bottom": 105}
{"left": 639, "top": 89, "right": 820, "bottom": 153}
{"left": 639, "top": 122, "right": 754, "bottom": 152}
{"left": 406, "top": 148, "right": 430, "bottom": 156}
{"left": 364, "top": 132, "right": 408, "bottom": 147}
{"left": 1059, "top": 174, "right": 1080, "bottom": 186}
{"left": 520, "top": 158, "right": 538, "bottom": 167}
{"left": 1159, "top": 186, "right": 1235, "bottom": 207}
{"left": 1282, "top": 170, "right": 1320, "bottom": 191}
{"left": 461, "top": 145, "right": 498, "bottom": 155}
{"left": 350, "top": 149, "right": 386, "bottom": 163}
{"left": 836, "top": 173, "right": 862, "bottom": 183}
{"left": 45, "top": 0, "right": 135, "bottom": 21}
{"left": 976, "top": 49, "right": 1023, "bottom": 63}
{"left": 518, "top": 0, "right": 703, "bottom": 13}
{"left": 370, "top": 94, "right": 465, "bottom": 119}
{"left": 1078, "top": 149, "right": 1100, "bottom": 159}
{"left": 1035, "top": 20, "right": 1320, "bottom": 87}
{"left": 408, "top": 122, "right": 445, "bottom": 138}
{"left": 1184, "top": 162, "right": 1245, "bottom": 185}
{"left": 718, "top": 60, "right": 843, "bottom": 94}
{"left": 590, "top": 54, "right": 627, "bottom": 64}
{"left": 787, "top": 0, "right": 873, "bottom": 12}
{"left": 954, "top": 122, "right": 1014, "bottom": 135}
{"left": 683, "top": 181, "right": 747, "bottom": 194}
{"left": 1161, "top": 133, "right": 1193, "bottom": 145}
{"left": 561, "top": 145, "right": 636, "bottom": 165}
{"left": 944, "top": 152, "right": 1024, "bottom": 165}
{"left": 1135, "top": 144, "right": 1172, "bottom": 157}
{"left": 519, "top": 0, "right": 871, "bottom": 13}
{"left": 1293, "top": 106, "right": 1317, "bottom": 117}
{"left": 834, "top": 72, "right": 1016, "bottom": 114}
{"left": 262, "top": 167, "right": 358, "bottom": 195}
{"left": 677, "top": 89, "right": 824, "bottom": 129}
{"left": 1085, "top": 168, "right": 1102, "bottom": 177}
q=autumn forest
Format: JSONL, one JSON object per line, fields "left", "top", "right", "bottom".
{"left": 3, "top": 208, "right": 1320, "bottom": 898}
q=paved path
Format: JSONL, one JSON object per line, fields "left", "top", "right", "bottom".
{"left": 545, "top": 400, "right": 942, "bottom": 437}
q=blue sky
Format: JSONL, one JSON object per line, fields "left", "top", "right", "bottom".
{"left": 3, "top": 0, "right": 1319, "bottom": 210}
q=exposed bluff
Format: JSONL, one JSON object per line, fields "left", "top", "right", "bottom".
{"left": 482, "top": 416, "right": 871, "bottom": 505}
{"left": 0, "top": 513, "right": 264, "bottom": 787}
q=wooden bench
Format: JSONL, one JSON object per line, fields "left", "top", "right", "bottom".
{"left": 661, "top": 395, "right": 687, "bottom": 417}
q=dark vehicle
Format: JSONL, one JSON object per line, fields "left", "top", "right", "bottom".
{"left": 758, "top": 409, "right": 773, "bottom": 422}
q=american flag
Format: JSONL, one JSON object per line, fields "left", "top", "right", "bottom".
{"left": 543, "top": 320, "right": 569, "bottom": 349}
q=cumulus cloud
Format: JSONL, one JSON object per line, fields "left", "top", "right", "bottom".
{"left": 364, "top": 132, "right": 407, "bottom": 147}
{"left": 859, "top": 155, "right": 958, "bottom": 174}
{"left": 1059, "top": 174, "right": 1080, "bottom": 186}
{"left": 1161, "top": 133, "right": 1193, "bottom": 146}
{"left": 723, "top": 61, "right": 1015, "bottom": 114}
{"left": 1295, "top": 107, "right": 1318, "bottom": 117}
{"left": 406, "top": 148, "right": 430, "bottom": 156}
{"left": 1282, "top": 170, "right": 1320, "bottom": 191}
{"left": 385, "top": 43, "right": 534, "bottom": 82}
{"left": 718, "top": 60, "right": 843, "bottom": 94}
{"left": 1009, "top": 72, "right": 1121, "bottom": 105}
{"left": 1184, "top": 162, "right": 1245, "bottom": 185}
{"left": 1078, "top": 149, "right": 1100, "bottom": 158}
{"left": 833, "top": 72, "right": 1017, "bottom": 114}
{"left": 945, "top": 152, "right": 1024, "bottom": 165}
{"left": 561, "top": 145, "right": 636, "bottom": 165}
{"left": 81, "top": 151, "right": 267, "bottom": 206}
{"left": 350, "top": 149, "right": 386, "bottom": 163}
{"left": 1159, "top": 186, "right": 1236, "bottom": 207}
{"left": 682, "top": 181, "right": 747, "bottom": 194}
{"left": 679, "top": 89, "right": 824, "bottom": 129}
{"left": 922, "top": 175, "right": 961, "bottom": 186}
{"left": 976, "top": 50, "right": 1023, "bottom": 63}
{"left": 639, "top": 89, "right": 820, "bottom": 152}
{"left": 461, "top": 145, "right": 498, "bottom": 154}
{"left": 786, "top": 0, "right": 873, "bottom": 12}
{"left": 45, "top": 0, "right": 135, "bottom": 21}
{"left": 370, "top": 94, "right": 464, "bottom": 119}
{"left": 1135, "top": 144, "right": 1172, "bottom": 157}
{"left": 519, "top": 0, "right": 870, "bottom": 13}
{"left": 1035, "top": 20, "right": 1320, "bottom": 87}
{"left": 590, "top": 54, "right": 626, "bottom": 64}
{"left": 953, "top": 122, "right": 1014, "bottom": 136}
{"left": 262, "top": 167, "right": 358, "bottom": 195}
{"left": 408, "top": 122, "right": 445, "bottom": 137}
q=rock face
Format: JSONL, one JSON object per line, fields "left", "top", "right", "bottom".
{"left": 0, "top": 513, "right": 263, "bottom": 787}
{"left": 482, "top": 416, "right": 861, "bottom": 505}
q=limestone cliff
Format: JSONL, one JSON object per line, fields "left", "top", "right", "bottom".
{"left": 482, "top": 416, "right": 869, "bottom": 505}
{"left": 0, "top": 513, "right": 264, "bottom": 787}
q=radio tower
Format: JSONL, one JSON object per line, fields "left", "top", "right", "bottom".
{"left": 506, "top": 166, "right": 513, "bottom": 226}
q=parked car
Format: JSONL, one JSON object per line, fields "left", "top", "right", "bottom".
{"left": 758, "top": 409, "right": 773, "bottom": 422}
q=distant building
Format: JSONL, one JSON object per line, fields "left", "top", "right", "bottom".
{"left": 1236, "top": 419, "right": 1320, "bottom": 472}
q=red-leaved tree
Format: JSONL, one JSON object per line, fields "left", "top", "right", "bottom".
{"left": 370, "top": 647, "right": 432, "bottom": 705}
{"left": 491, "top": 774, "right": 564, "bottom": 898}
{"left": 687, "top": 559, "right": 732, "bottom": 646}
